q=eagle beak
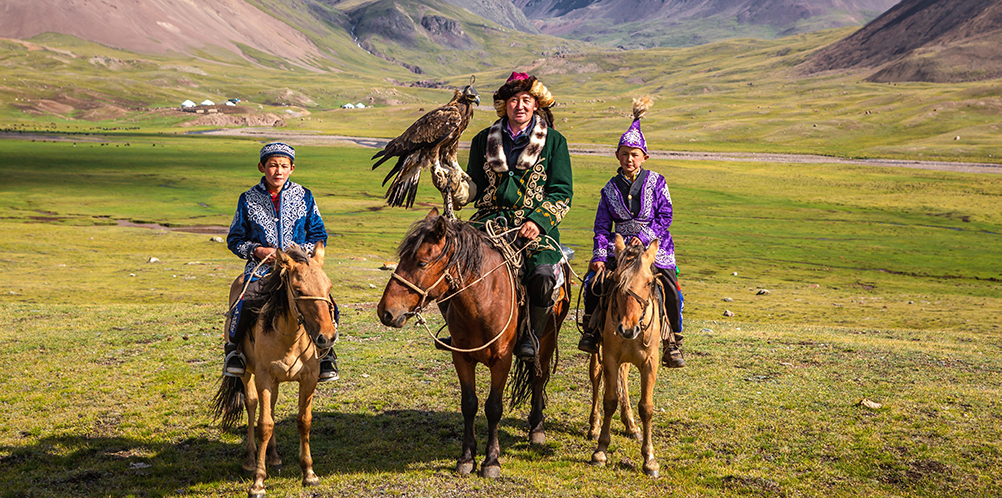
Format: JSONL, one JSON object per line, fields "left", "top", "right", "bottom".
{"left": 474, "top": 95, "right": 481, "bottom": 106}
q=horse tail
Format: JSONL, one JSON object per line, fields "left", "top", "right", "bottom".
{"left": 211, "top": 376, "right": 245, "bottom": 430}
{"left": 508, "top": 357, "right": 535, "bottom": 409}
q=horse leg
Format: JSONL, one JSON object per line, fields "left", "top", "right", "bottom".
{"left": 454, "top": 356, "right": 478, "bottom": 476}
{"left": 249, "top": 380, "right": 276, "bottom": 498}
{"left": 618, "top": 363, "right": 641, "bottom": 441}
{"left": 587, "top": 351, "right": 602, "bottom": 440}
{"left": 591, "top": 353, "right": 621, "bottom": 467}
{"left": 242, "top": 374, "right": 258, "bottom": 473}
{"left": 528, "top": 330, "right": 556, "bottom": 445}
{"left": 481, "top": 354, "right": 512, "bottom": 478}
{"left": 297, "top": 379, "right": 319, "bottom": 487}
{"left": 639, "top": 358, "right": 659, "bottom": 478}
{"left": 266, "top": 385, "right": 282, "bottom": 469}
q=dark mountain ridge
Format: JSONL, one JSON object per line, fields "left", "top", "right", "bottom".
{"left": 802, "top": 0, "right": 1002, "bottom": 82}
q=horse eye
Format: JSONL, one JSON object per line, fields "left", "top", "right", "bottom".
{"left": 418, "top": 261, "right": 428, "bottom": 268}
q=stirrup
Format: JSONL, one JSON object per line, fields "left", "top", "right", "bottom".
{"left": 223, "top": 348, "right": 246, "bottom": 377}
{"left": 662, "top": 346, "right": 685, "bottom": 369}
{"left": 577, "top": 330, "right": 601, "bottom": 354}
{"left": 515, "top": 332, "right": 536, "bottom": 361}
{"left": 318, "top": 350, "right": 339, "bottom": 382}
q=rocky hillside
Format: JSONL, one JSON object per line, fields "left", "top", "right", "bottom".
{"left": 512, "top": 0, "right": 898, "bottom": 47}
{"left": 801, "top": 0, "right": 1002, "bottom": 82}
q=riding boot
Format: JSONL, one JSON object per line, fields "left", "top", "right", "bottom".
{"left": 577, "top": 310, "right": 603, "bottom": 354}
{"left": 517, "top": 305, "right": 549, "bottom": 361}
{"left": 662, "top": 333, "right": 685, "bottom": 368}
{"left": 434, "top": 336, "right": 452, "bottom": 351}
{"left": 318, "top": 349, "right": 339, "bottom": 382}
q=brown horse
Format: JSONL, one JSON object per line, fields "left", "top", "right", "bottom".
{"left": 377, "top": 209, "right": 569, "bottom": 478}
{"left": 590, "top": 234, "right": 664, "bottom": 477}
{"left": 212, "top": 243, "right": 337, "bottom": 498}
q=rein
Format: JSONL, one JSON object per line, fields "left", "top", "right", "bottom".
{"left": 392, "top": 223, "right": 528, "bottom": 354}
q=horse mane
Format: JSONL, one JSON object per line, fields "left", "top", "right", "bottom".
{"left": 256, "top": 245, "right": 312, "bottom": 335}
{"left": 612, "top": 243, "right": 647, "bottom": 294}
{"left": 397, "top": 216, "right": 487, "bottom": 277}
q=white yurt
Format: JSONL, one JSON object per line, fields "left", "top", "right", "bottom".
{"left": 201, "top": 99, "right": 215, "bottom": 106}
{"left": 355, "top": 103, "right": 366, "bottom": 109}
{"left": 341, "top": 103, "right": 355, "bottom": 109}
{"left": 181, "top": 100, "right": 196, "bottom": 108}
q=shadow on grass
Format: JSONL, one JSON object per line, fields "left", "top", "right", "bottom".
{"left": 310, "top": 407, "right": 579, "bottom": 472}
{"left": 0, "top": 407, "right": 582, "bottom": 496}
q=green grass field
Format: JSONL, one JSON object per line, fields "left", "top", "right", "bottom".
{"left": 1, "top": 134, "right": 1000, "bottom": 496}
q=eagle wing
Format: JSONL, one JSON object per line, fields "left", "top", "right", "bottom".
{"left": 372, "top": 104, "right": 465, "bottom": 207}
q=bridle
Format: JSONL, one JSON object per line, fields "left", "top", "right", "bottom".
{"left": 390, "top": 251, "right": 519, "bottom": 354}
{"left": 610, "top": 271, "right": 664, "bottom": 347}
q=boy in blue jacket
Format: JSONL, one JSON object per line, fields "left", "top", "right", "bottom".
{"left": 223, "top": 142, "right": 338, "bottom": 381}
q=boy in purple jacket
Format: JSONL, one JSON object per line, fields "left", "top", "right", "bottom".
{"left": 577, "top": 98, "right": 685, "bottom": 368}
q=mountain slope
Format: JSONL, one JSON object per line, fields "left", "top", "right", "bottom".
{"left": 801, "top": 0, "right": 1002, "bottom": 82}
{"left": 513, "top": 0, "right": 898, "bottom": 48}
{"left": 0, "top": 0, "right": 332, "bottom": 70}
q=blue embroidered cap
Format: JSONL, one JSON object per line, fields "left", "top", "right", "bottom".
{"left": 259, "top": 142, "right": 295, "bottom": 162}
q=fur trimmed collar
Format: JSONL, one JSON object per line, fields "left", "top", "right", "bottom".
{"left": 485, "top": 115, "right": 548, "bottom": 173}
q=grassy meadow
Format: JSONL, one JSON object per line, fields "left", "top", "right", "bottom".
{"left": 1, "top": 134, "right": 1000, "bottom": 497}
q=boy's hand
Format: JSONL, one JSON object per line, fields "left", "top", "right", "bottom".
{"left": 589, "top": 261, "right": 605, "bottom": 273}
{"left": 254, "top": 247, "right": 277, "bottom": 262}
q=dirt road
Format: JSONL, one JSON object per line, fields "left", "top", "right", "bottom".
{"left": 198, "top": 128, "right": 1002, "bottom": 175}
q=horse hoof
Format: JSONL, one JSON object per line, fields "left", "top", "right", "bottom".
{"left": 529, "top": 431, "right": 546, "bottom": 445}
{"left": 302, "top": 475, "right": 319, "bottom": 487}
{"left": 481, "top": 465, "right": 501, "bottom": 479}
{"left": 456, "top": 462, "right": 474, "bottom": 475}
{"left": 590, "top": 452, "right": 607, "bottom": 467}
{"left": 631, "top": 431, "right": 643, "bottom": 442}
{"left": 249, "top": 491, "right": 265, "bottom": 498}
{"left": 645, "top": 468, "right": 659, "bottom": 478}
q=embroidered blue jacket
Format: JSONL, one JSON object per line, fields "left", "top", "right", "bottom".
{"left": 227, "top": 178, "right": 328, "bottom": 279}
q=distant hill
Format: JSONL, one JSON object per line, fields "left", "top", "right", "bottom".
{"left": 0, "top": 0, "right": 331, "bottom": 70}
{"left": 801, "top": 0, "right": 1002, "bottom": 82}
{"left": 511, "top": 0, "right": 899, "bottom": 48}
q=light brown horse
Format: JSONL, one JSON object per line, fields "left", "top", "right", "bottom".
{"left": 212, "top": 243, "right": 337, "bottom": 498}
{"left": 377, "top": 209, "right": 569, "bottom": 478}
{"left": 590, "top": 234, "right": 664, "bottom": 477}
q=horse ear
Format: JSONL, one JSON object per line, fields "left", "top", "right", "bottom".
{"left": 312, "top": 240, "right": 326, "bottom": 266}
{"left": 431, "top": 215, "right": 448, "bottom": 240}
{"left": 644, "top": 238, "right": 659, "bottom": 262}
{"left": 614, "top": 233, "right": 626, "bottom": 254}
{"left": 425, "top": 207, "right": 440, "bottom": 219}
{"left": 274, "top": 249, "right": 293, "bottom": 269}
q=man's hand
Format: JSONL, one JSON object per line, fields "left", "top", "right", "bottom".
{"left": 589, "top": 260, "right": 605, "bottom": 273}
{"left": 630, "top": 236, "right": 643, "bottom": 246}
{"left": 254, "top": 246, "right": 277, "bottom": 262}
{"left": 518, "top": 220, "right": 541, "bottom": 240}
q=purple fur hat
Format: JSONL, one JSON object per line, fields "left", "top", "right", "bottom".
{"left": 617, "top": 96, "right": 653, "bottom": 155}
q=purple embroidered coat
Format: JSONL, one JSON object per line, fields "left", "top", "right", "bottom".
{"left": 591, "top": 168, "right": 676, "bottom": 270}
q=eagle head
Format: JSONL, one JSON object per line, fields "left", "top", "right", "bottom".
{"left": 461, "top": 84, "right": 480, "bottom": 107}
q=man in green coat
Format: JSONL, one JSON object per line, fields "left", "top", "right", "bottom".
{"left": 446, "top": 71, "right": 573, "bottom": 361}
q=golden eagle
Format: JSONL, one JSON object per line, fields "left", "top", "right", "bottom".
{"left": 371, "top": 77, "right": 480, "bottom": 218}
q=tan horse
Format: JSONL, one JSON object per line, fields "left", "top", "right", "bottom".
{"left": 590, "top": 234, "right": 664, "bottom": 477}
{"left": 212, "top": 243, "right": 337, "bottom": 498}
